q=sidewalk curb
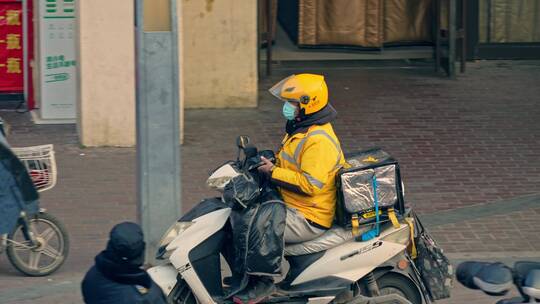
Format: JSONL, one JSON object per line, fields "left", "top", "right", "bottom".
{"left": 419, "top": 193, "right": 540, "bottom": 228}
{"left": 447, "top": 251, "right": 540, "bottom": 264}
{"left": 0, "top": 277, "right": 82, "bottom": 303}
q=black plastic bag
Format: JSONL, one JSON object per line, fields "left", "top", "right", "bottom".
{"left": 230, "top": 198, "right": 286, "bottom": 276}
{"left": 223, "top": 174, "right": 260, "bottom": 210}
{"left": 413, "top": 212, "right": 453, "bottom": 300}
{"left": 227, "top": 195, "right": 286, "bottom": 298}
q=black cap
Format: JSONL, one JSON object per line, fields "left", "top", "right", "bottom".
{"left": 105, "top": 222, "right": 145, "bottom": 266}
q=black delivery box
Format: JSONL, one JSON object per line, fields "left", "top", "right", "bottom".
{"left": 335, "top": 148, "right": 405, "bottom": 228}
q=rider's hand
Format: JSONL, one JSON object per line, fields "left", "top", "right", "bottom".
{"left": 257, "top": 156, "right": 275, "bottom": 176}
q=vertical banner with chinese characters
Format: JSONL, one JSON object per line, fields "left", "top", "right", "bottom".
{"left": 39, "top": 0, "right": 76, "bottom": 119}
{"left": 0, "top": 1, "right": 23, "bottom": 92}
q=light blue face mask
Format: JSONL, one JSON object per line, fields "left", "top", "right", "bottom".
{"left": 282, "top": 102, "right": 297, "bottom": 120}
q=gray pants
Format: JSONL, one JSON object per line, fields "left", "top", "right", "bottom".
{"left": 284, "top": 207, "right": 326, "bottom": 244}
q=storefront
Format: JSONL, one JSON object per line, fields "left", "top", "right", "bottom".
{"left": 466, "top": 0, "right": 540, "bottom": 59}
{"left": 0, "top": 0, "right": 76, "bottom": 122}
{"left": 260, "top": 0, "right": 460, "bottom": 77}
{"left": 259, "top": 0, "right": 540, "bottom": 77}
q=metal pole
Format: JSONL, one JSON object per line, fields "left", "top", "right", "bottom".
{"left": 135, "top": 0, "right": 144, "bottom": 229}
{"left": 135, "top": 0, "right": 182, "bottom": 264}
{"left": 256, "top": 0, "right": 261, "bottom": 78}
{"left": 448, "top": 0, "right": 457, "bottom": 78}
{"left": 434, "top": 0, "right": 441, "bottom": 73}
{"left": 461, "top": 0, "right": 466, "bottom": 73}
{"left": 487, "top": 0, "right": 492, "bottom": 43}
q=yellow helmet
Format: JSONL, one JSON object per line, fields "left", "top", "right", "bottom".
{"left": 269, "top": 74, "right": 328, "bottom": 115}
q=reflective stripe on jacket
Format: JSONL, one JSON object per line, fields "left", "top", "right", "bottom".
{"left": 271, "top": 123, "right": 345, "bottom": 228}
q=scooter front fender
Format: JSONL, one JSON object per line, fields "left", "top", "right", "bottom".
{"left": 147, "top": 264, "right": 178, "bottom": 296}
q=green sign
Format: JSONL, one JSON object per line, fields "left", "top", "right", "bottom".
{"left": 44, "top": 0, "right": 75, "bottom": 19}
{"left": 46, "top": 54, "right": 76, "bottom": 69}
{"left": 45, "top": 73, "right": 69, "bottom": 83}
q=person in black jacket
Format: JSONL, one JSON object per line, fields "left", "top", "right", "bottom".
{"left": 81, "top": 222, "right": 166, "bottom": 304}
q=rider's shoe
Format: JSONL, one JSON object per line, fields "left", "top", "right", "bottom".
{"left": 233, "top": 276, "right": 275, "bottom": 304}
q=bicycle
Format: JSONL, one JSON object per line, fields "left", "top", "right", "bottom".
{"left": 0, "top": 122, "right": 69, "bottom": 276}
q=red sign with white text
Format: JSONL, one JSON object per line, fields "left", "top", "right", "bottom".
{"left": 0, "top": 2, "right": 23, "bottom": 92}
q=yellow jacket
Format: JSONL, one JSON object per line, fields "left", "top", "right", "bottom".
{"left": 271, "top": 123, "right": 345, "bottom": 228}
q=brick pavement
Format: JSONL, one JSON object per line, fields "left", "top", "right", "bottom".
{"left": 0, "top": 60, "right": 539, "bottom": 303}
{"left": 429, "top": 206, "right": 540, "bottom": 253}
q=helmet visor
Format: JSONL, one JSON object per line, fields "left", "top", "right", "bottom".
{"left": 268, "top": 75, "right": 296, "bottom": 102}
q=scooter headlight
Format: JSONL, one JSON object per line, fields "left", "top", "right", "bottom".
{"left": 156, "top": 222, "right": 193, "bottom": 259}
{"left": 159, "top": 221, "right": 193, "bottom": 247}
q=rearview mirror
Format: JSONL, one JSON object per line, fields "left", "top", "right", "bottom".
{"left": 236, "top": 135, "right": 250, "bottom": 150}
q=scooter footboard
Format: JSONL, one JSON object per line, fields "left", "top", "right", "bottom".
{"left": 148, "top": 264, "right": 178, "bottom": 296}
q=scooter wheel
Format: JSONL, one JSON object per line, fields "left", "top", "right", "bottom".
{"left": 377, "top": 273, "right": 423, "bottom": 304}
{"left": 6, "top": 212, "right": 69, "bottom": 276}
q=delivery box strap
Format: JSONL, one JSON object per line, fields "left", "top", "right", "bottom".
{"left": 351, "top": 214, "right": 360, "bottom": 236}
{"left": 405, "top": 217, "right": 417, "bottom": 259}
{"left": 388, "top": 208, "right": 400, "bottom": 229}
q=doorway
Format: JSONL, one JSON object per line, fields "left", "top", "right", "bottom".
{"left": 466, "top": 0, "right": 540, "bottom": 59}
{"left": 259, "top": 0, "right": 461, "bottom": 77}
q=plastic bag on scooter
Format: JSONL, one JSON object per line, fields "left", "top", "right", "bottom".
{"left": 223, "top": 173, "right": 261, "bottom": 210}
{"left": 229, "top": 197, "right": 286, "bottom": 277}
{"left": 412, "top": 211, "right": 453, "bottom": 300}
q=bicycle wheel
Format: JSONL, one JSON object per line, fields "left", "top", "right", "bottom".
{"left": 6, "top": 211, "right": 69, "bottom": 276}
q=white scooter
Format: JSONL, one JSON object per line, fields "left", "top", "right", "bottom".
{"left": 148, "top": 136, "right": 430, "bottom": 304}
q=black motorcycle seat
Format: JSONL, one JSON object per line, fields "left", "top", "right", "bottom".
{"left": 472, "top": 263, "right": 513, "bottom": 296}
{"left": 284, "top": 225, "right": 370, "bottom": 256}
{"left": 515, "top": 261, "right": 540, "bottom": 282}
{"left": 514, "top": 261, "right": 540, "bottom": 300}
{"left": 523, "top": 269, "right": 540, "bottom": 299}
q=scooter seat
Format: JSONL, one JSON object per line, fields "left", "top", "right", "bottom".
{"left": 284, "top": 225, "right": 367, "bottom": 256}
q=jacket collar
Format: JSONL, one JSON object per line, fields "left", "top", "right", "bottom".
{"left": 285, "top": 104, "right": 337, "bottom": 136}
{"left": 94, "top": 251, "right": 152, "bottom": 288}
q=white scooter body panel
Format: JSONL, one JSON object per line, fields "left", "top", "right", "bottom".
{"left": 181, "top": 267, "right": 216, "bottom": 303}
{"left": 166, "top": 208, "right": 231, "bottom": 256}
{"left": 153, "top": 206, "right": 414, "bottom": 303}
{"left": 147, "top": 264, "right": 178, "bottom": 296}
{"left": 168, "top": 208, "right": 231, "bottom": 303}
{"left": 292, "top": 224, "right": 409, "bottom": 285}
